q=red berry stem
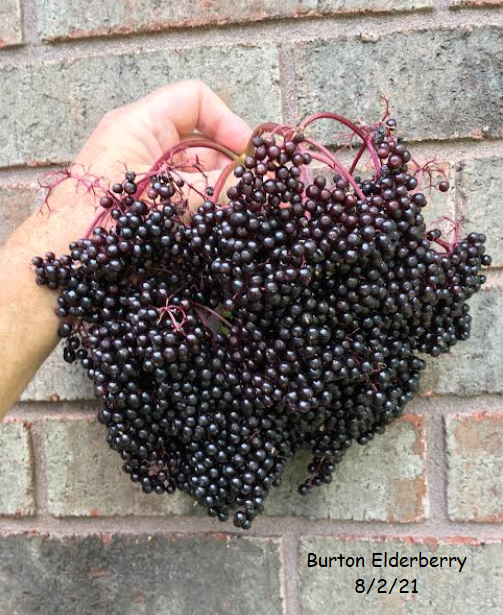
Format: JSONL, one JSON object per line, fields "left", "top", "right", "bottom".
{"left": 349, "top": 142, "right": 367, "bottom": 175}
{"left": 246, "top": 122, "right": 286, "bottom": 148}
{"left": 211, "top": 158, "right": 243, "bottom": 206}
{"left": 193, "top": 302, "right": 233, "bottom": 329}
{"left": 431, "top": 237, "right": 453, "bottom": 252}
{"left": 85, "top": 140, "right": 241, "bottom": 235}
{"left": 84, "top": 207, "right": 111, "bottom": 238}
{"left": 303, "top": 138, "right": 366, "bottom": 201}
{"left": 134, "top": 140, "right": 240, "bottom": 199}
{"left": 299, "top": 112, "right": 381, "bottom": 176}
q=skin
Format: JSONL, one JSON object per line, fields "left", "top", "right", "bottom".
{"left": 0, "top": 80, "right": 251, "bottom": 419}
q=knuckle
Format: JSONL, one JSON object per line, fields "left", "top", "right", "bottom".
{"left": 186, "top": 78, "right": 209, "bottom": 94}
{"left": 100, "top": 108, "right": 122, "bottom": 125}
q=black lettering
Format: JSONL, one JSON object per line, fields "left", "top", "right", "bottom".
{"left": 307, "top": 553, "right": 317, "bottom": 567}
{"left": 388, "top": 552, "right": 398, "bottom": 567}
{"left": 419, "top": 553, "right": 429, "bottom": 567}
{"left": 373, "top": 553, "right": 383, "bottom": 567}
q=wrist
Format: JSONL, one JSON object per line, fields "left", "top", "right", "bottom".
{"left": 8, "top": 183, "right": 96, "bottom": 260}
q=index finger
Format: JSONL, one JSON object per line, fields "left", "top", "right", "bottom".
{"left": 127, "top": 80, "right": 252, "bottom": 155}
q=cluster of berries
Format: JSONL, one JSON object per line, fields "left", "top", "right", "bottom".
{"left": 33, "top": 114, "right": 490, "bottom": 528}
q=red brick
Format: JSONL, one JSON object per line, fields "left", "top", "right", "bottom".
{"left": 37, "top": 0, "right": 434, "bottom": 42}
{"left": 0, "top": 45, "right": 280, "bottom": 168}
{"left": 0, "top": 420, "right": 35, "bottom": 516}
{"left": 44, "top": 417, "right": 194, "bottom": 516}
{"left": 420, "top": 289, "right": 503, "bottom": 395}
{"left": 446, "top": 412, "right": 503, "bottom": 522}
{"left": 294, "top": 28, "right": 503, "bottom": 143}
{"left": 0, "top": 0, "right": 23, "bottom": 48}
{"left": 267, "top": 415, "right": 429, "bottom": 521}
{"left": 300, "top": 537, "right": 502, "bottom": 614}
{"left": 0, "top": 533, "right": 283, "bottom": 615}
{"left": 21, "top": 343, "right": 94, "bottom": 402}
{"left": 457, "top": 157, "right": 503, "bottom": 268}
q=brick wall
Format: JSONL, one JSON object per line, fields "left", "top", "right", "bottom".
{"left": 1, "top": 1, "right": 502, "bottom": 613}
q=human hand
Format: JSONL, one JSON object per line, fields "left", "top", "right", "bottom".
{"left": 0, "top": 81, "right": 251, "bottom": 417}
{"left": 15, "top": 79, "right": 252, "bottom": 258}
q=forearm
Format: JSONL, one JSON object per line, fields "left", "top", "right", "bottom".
{"left": 0, "top": 215, "right": 62, "bottom": 419}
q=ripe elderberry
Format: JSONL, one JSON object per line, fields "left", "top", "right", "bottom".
{"left": 32, "top": 114, "right": 491, "bottom": 529}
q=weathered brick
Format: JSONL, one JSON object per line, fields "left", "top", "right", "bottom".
{"left": 0, "top": 533, "right": 283, "bottom": 615}
{"left": 0, "top": 45, "right": 281, "bottom": 168}
{"left": 447, "top": 413, "right": 503, "bottom": 522}
{"left": 458, "top": 157, "right": 503, "bottom": 267}
{"left": 0, "top": 184, "right": 41, "bottom": 246}
{"left": 44, "top": 410, "right": 428, "bottom": 521}
{"left": 418, "top": 162, "right": 456, "bottom": 231}
{"left": 37, "top": 0, "right": 433, "bottom": 41}
{"left": 45, "top": 414, "right": 428, "bottom": 521}
{"left": 420, "top": 288, "right": 503, "bottom": 395}
{"left": 21, "top": 343, "right": 94, "bottom": 402}
{"left": 0, "top": 0, "right": 22, "bottom": 48}
{"left": 45, "top": 417, "right": 194, "bottom": 516}
{"left": 299, "top": 537, "right": 502, "bottom": 614}
{"left": 0, "top": 420, "right": 35, "bottom": 515}
{"left": 295, "top": 27, "right": 503, "bottom": 143}
{"left": 267, "top": 416, "right": 428, "bottom": 521}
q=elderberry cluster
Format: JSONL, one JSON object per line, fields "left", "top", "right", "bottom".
{"left": 33, "top": 119, "right": 491, "bottom": 529}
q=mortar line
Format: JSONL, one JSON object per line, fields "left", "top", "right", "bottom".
{"left": 281, "top": 532, "right": 302, "bottom": 615}
{"left": 9, "top": 405, "right": 98, "bottom": 420}
{"left": 1, "top": 11, "right": 503, "bottom": 69}
{"left": 0, "top": 514, "right": 501, "bottom": 539}
{"left": 328, "top": 138, "right": 503, "bottom": 161}
{"left": 451, "top": 2, "right": 503, "bottom": 11}
{"left": 278, "top": 43, "right": 298, "bottom": 125}
{"left": 446, "top": 157, "right": 458, "bottom": 226}
{"left": 2, "top": 138, "right": 503, "bottom": 179}
{"left": 484, "top": 268, "right": 503, "bottom": 287}
{"left": 0, "top": 163, "right": 68, "bottom": 184}
{"left": 27, "top": 418, "right": 49, "bottom": 518}
{"left": 425, "top": 413, "right": 450, "bottom": 525}
{"left": 454, "top": 158, "right": 468, "bottom": 230}
{"left": 10, "top": 394, "right": 502, "bottom": 420}
{"left": 409, "top": 396, "right": 503, "bottom": 415}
